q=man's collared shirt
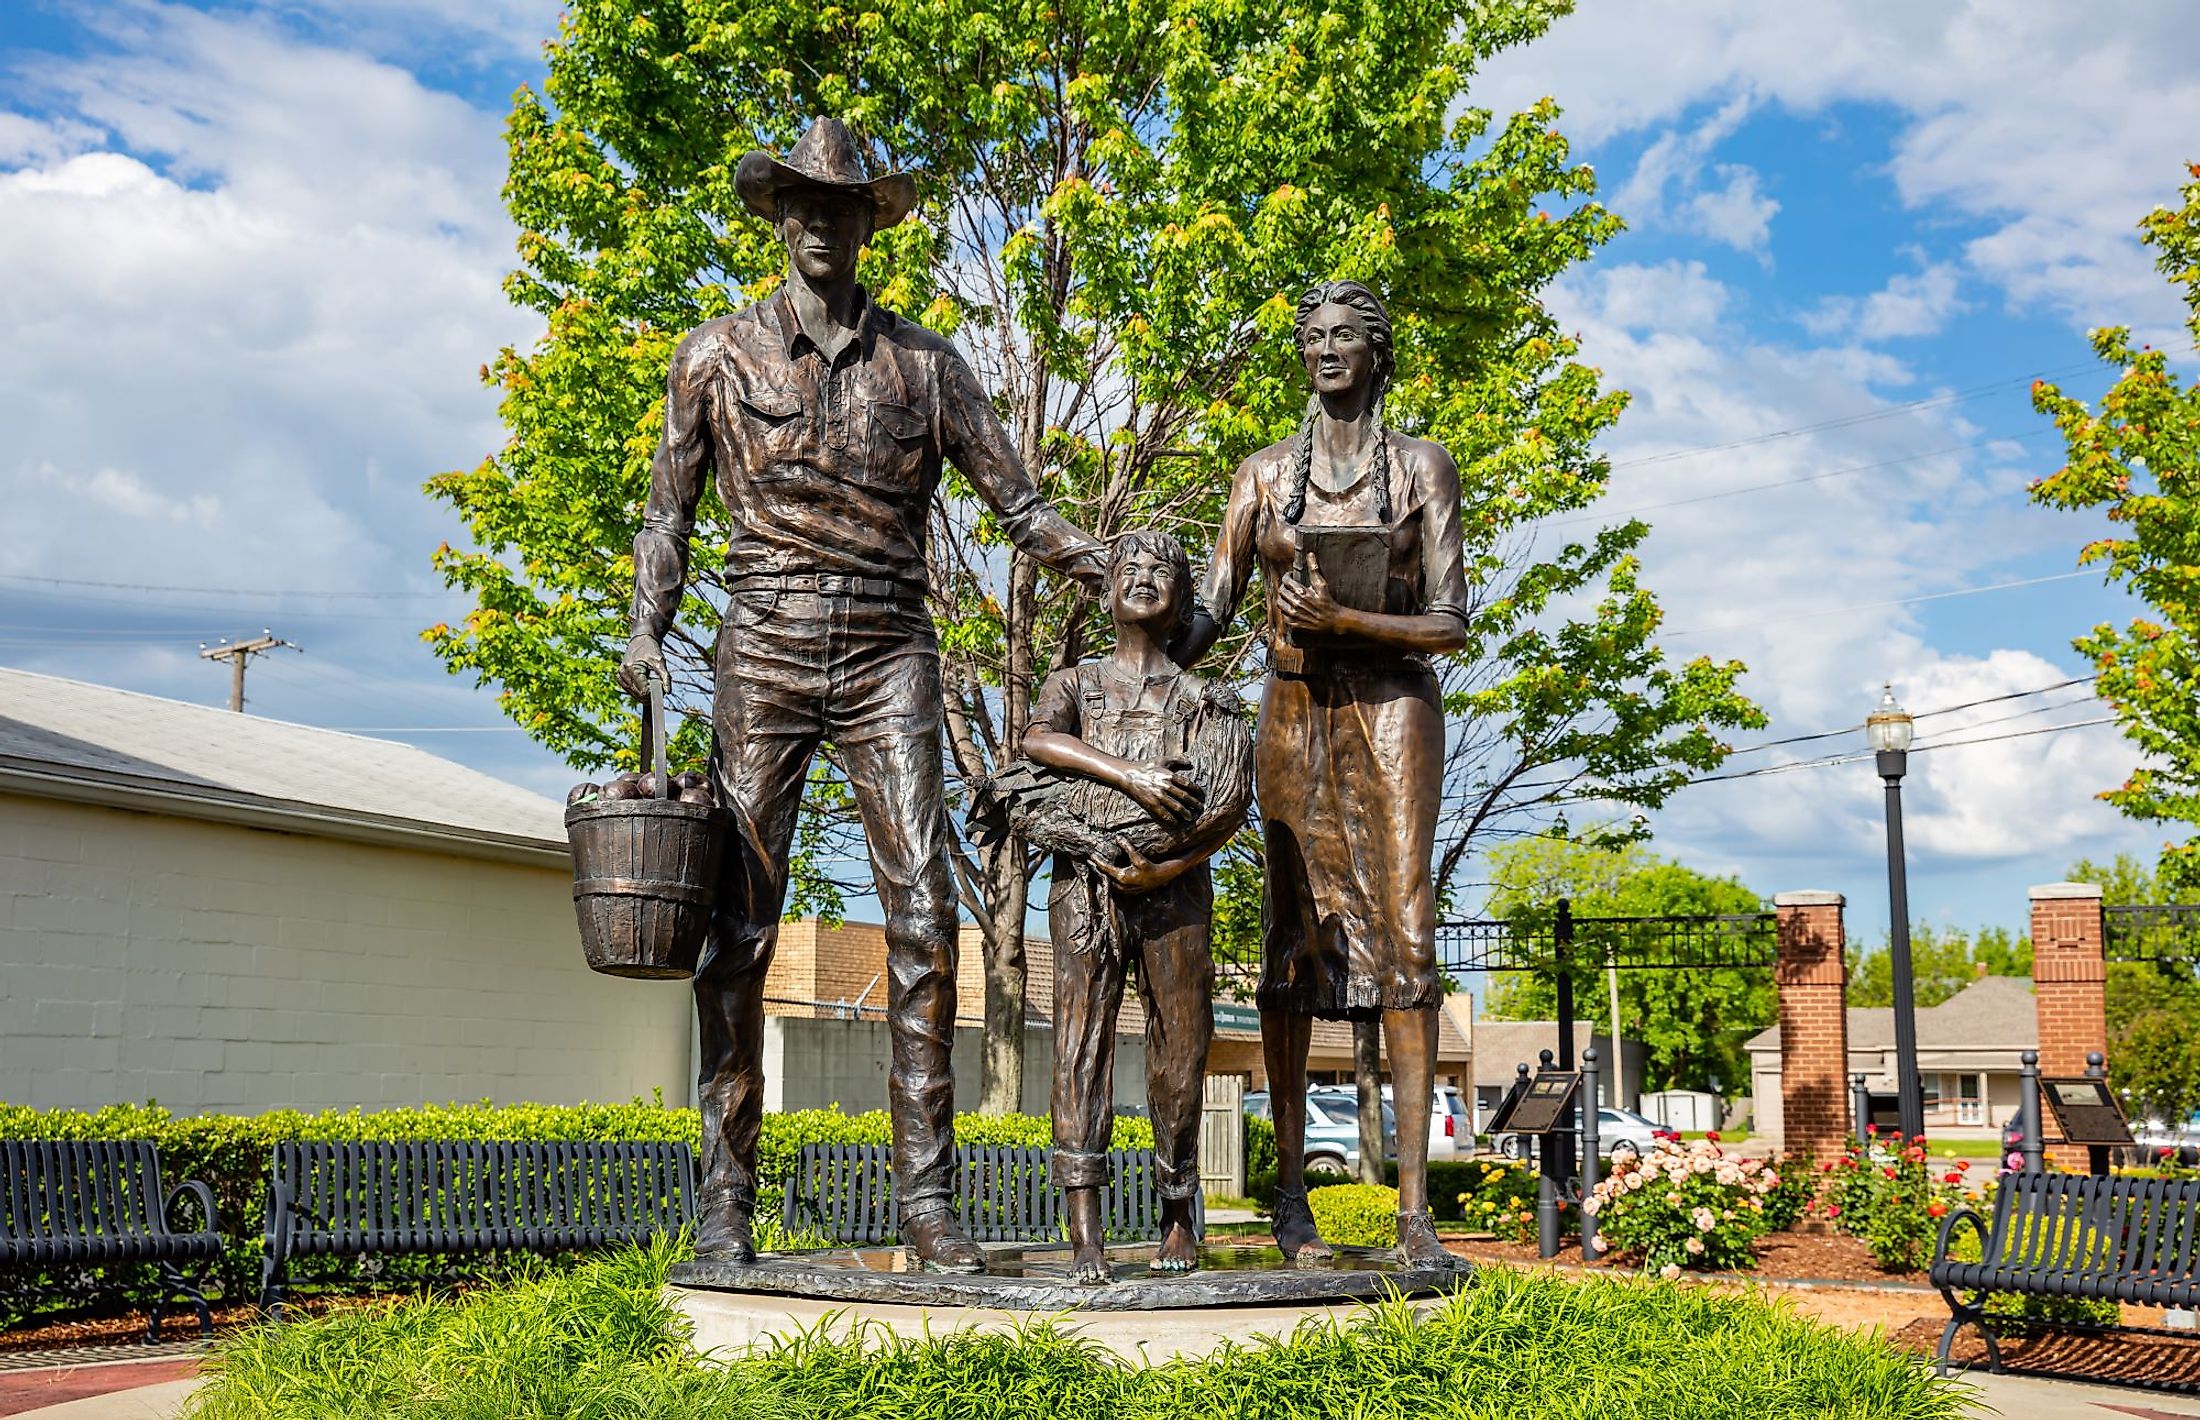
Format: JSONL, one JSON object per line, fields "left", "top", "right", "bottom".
{"left": 632, "top": 286, "right": 1100, "bottom": 635}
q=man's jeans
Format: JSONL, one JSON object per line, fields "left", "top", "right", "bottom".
{"left": 693, "top": 585, "right": 962, "bottom": 1236}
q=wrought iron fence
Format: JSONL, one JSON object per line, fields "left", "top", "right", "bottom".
{"left": 2103, "top": 903, "right": 2200, "bottom": 963}
{"left": 1436, "top": 903, "right": 1779, "bottom": 974}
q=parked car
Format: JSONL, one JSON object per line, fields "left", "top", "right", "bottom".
{"left": 1496, "top": 1105, "right": 1676, "bottom": 1161}
{"left": 1379, "top": 1083, "right": 1475, "bottom": 1161}
{"left": 1245, "top": 1088, "right": 1398, "bottom": 1178}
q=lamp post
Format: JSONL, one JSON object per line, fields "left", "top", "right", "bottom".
{"left": 1866, "top": 685, "right": 1925, "bottom": 1142}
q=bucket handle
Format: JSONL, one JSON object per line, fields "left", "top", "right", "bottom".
{"left": 642, "top": 666, "right": 670, "bottom": 801}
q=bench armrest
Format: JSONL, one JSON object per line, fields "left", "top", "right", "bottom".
{"left": 164, "top": 1179, "right": 218, "bottom": 1237}
{"left": 1931, "top": 1203, "right": 1988, "bottom": 1270}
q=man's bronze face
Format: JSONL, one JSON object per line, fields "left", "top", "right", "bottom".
{"left": 779, "top": 189, "right": 872, "bottom": 283}
{"left": 1299, "top": 302, "right": 1377, "bottom": 397}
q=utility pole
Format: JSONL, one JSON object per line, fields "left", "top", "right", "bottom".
{"left": 198, "top": 631, "right": 298, "bottom": 712}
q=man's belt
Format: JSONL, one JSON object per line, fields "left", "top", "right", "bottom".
{"left": 728, "top": 572, "right": 928, "bottom": 602}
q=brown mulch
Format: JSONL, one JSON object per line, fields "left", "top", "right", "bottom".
{"left": 1435, "top": 1230, "right": 1931, "bottom": 1286}
{"left": 1891, "top": 1316, "right": 2200, "bottom": 1390}
{"left": 0, "top": 1292, "right": 394, "bottom": 1357}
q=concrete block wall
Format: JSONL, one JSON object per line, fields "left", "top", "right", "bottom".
{"left": 1774, "top": 891, "right": 1851, "bottom": 1166}
{"left": 0, "top": 792, "right": 691, "bottom": 1113}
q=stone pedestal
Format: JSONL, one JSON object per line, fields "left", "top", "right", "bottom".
{"left": 669, "top": 1242, "right": 1472, "bottom": 1364}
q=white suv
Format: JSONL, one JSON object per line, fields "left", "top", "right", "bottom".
{"left": 1381, "top": 1084, "right": 1474, "bottom": 1161}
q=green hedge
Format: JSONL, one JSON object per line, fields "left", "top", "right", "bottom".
{"left": 1306, "top": 1184, "right": 1399, "bottom": 1247}
{"left": 0, "top": 1099, "right": 1154, "bottom": 1324}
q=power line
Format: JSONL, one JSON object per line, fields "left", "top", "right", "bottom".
{"left": 1716, "top": 678, "right": 2099, "bottom": 759}
{"left": 1663, "top": 570, "right": 2098, "bottom": 639}
{"left": 1603, "top": 361, "right": 2099, "bottom": 472}
{"left": 0, "top": 572, "right": 448, "bottom": 601}
{"left": 1549, "top": 428, "right": 2055, "bottom": 528}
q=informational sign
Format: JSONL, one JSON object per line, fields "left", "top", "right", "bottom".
{"left": 1211, "top": 1002, "right": 1261, "bottom": 1034}
{"left": 1503, "top": 1070, "right": 1582, "bottom": 1136}
{"left": 1484, "top": 1076, "right": 1531, "bottom": 1136}
{"left": 2040, "top": 1077, "right": 2136, "bottom": 1147}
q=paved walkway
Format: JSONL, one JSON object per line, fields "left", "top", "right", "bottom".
{"left": 0, "top": 1378, "right": 196, "bottom": 1419}
{"left": 1963, "top": 1372, "right": 2200, "bottom": 1419}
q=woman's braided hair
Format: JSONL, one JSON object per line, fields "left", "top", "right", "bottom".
{"left": 1283, "top": 280, "right": 1397, "bottom": 526}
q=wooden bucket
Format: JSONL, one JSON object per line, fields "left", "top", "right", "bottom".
{"left": 566, "top": 674, "right": 723, "bottom": 979}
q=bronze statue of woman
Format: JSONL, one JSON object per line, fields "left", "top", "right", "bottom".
{"left": 1177, "top": 280, "right": 1468, "bottom": 1265}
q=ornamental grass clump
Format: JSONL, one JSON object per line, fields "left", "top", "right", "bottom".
{"left": 1819, "top": 1130, "right": 1968, "bottom": 1273}
{"left": 1584, "top": 1136, "right": 1782, "bottom": 1275}
{"left": 186, "top": 1239, "right": 1968, "bottom": 1420}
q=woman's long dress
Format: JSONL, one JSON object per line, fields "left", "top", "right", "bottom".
{"left": 1201, "top": 431, "right": 1469, "bottom": 1019}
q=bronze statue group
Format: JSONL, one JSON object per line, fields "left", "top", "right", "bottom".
{"left": 618, "top": 118, "right": 1469, "bottom": 1279}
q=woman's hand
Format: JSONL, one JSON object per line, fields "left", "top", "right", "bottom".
{"left": 1120, "top": 758, "right": 1203, "bottom": 825}
{"left": 1094, "top": 839, "right": 1175, "bottom": 895}
{"left": 1274, "top": 553, "right": 1346, "bottom": 636}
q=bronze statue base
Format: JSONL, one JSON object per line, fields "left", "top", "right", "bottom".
{"left": 668, "top": 1241, "right": 1469, "bottom": 1312}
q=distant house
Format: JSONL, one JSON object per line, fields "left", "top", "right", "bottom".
{"left": 0, "top": 667, "right": 689, "bottom": 1113}
{"left": 1470, "top": 1019, "right": 1646, "bottom": 1127}
{"left": 1744, "top": 975, "right": 2037, "bottom": 1148}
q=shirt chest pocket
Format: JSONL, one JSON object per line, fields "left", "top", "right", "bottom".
{"left": 734, "top": 384, "right": 810, "bottom": 474}
{"left": 863, "top": 401, "right": 932, "bottom": 491}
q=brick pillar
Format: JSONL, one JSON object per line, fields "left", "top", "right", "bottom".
{"left": 1775, "top": 891, "right": 1850, "bottom": 1168}
{"left": 2030, "top": 882, "right": 2107, "bottom": 1171}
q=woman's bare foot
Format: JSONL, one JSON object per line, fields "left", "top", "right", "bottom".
{"left": 1398, "top": 1208, "right": 1451, "bottom": 1265}
{"left": 1272, "top": 1185, "right": 1333, "bottom": 1264}
{"left": 1149, "top": 1197, "right": 1200, "bottom": 1272}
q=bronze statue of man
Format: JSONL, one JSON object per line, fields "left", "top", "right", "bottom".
{"left": 618, "top": 117, "right": 1107, "bottom": 1270}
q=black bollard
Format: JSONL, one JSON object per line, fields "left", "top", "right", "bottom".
{"left": 1580, "top": 1045, "right": 1602, "bottom": 1261}
{"left": 2018, "top": 1050, "right": 2045, "bottom": 1174}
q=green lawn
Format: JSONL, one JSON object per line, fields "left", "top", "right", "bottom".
{"left": 184, "top": 1240, "right": 1969, "bottom": 1420}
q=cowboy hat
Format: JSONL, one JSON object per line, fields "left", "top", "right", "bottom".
{"left": 734, "top": 117, "right": 917, "bottom": 230}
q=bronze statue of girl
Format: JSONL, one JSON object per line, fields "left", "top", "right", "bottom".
{"left": 1178, "top": 279, "right": 1468, "bottom": 1265}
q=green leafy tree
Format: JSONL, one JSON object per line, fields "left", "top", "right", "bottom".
{"left": 426, "top": 0, "right": 1761, "bottom": 1108}
{"left": 1845, "top": 923, "right": 2032, "bottom": 1009}
{"left": 1481, "top": 836, "right": 1772, "bottom": 1095}
{"left": 2031, "top": 164, "right": 2200, "bottom": 894}
{"left": 2069, "top": 853, "right": 2200, "bottom": 1124}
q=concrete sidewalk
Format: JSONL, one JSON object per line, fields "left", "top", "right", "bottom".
{"left": 4, "top": 1379, "right": 197, "bottom": 1419}
{"left": 1963, "top": 1371, "right": 2200, "bottom": 1419}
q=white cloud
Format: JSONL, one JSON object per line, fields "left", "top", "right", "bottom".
{"left": 1477, "top": 0, "right": 2200, "bottom": 339}
{"left": 1530, "top": 260, "right": 2154, "bottom": 902}
{"left": 1804, "top": 260, "right": 1967, "bottom": 342}
{"left": 1610, "top": 94, "right": 1778, "bottom": 255}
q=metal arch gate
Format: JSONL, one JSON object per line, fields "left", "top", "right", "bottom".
{"left": 1437, "top": 899, "right": 1781, "bottom": 1258}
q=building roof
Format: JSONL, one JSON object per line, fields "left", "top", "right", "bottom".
{"left": 1743, "top": 975, "right": 2038, "bottom": 1054}
{"left": 0, "top": 667, "right": 567, "bottom": 865}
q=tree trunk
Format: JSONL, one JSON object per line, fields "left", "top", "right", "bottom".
{"left": 976, "top": 552, "right": 1041, "bottom": 1115}
{"left": 1354, "top": 1018, "right": 1385, "bottom": 1185}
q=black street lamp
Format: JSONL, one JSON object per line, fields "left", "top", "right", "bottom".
{"left": 1867, "top": 685, "right": 1925, "bottom": 1142}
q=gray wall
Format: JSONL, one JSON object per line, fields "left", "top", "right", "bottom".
{"left": 1, "top": 792, "right": 692, "bottom": 1113}
{"left": 761, "top": 1015, "right": 1150, "bottom": 1116}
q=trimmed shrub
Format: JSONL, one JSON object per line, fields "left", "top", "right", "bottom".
{"left": 0, "top": 1100, "right": 1152, "bottom": 1323}
{"left": 1378, "top": 1159, "right": 1486, "bottom": 1221}
{"left": 1584, "top": 1138, "right": 1781, "bottom": 1274}
{"left": 1244, "top": 1114, "right": 1277, "bottom": 1181}
{"left": 1759, "top": 1155, "right": 1818, "bottom": 1232}
{"left": 1305, "top": 1183, "right": 1398, "bottom": 1247}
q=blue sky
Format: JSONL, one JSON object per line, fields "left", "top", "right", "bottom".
{"left": 1, "top": 0, "right": 2195, "bottom": 950}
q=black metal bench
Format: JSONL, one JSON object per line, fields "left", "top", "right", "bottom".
{"left": 260, "top": 1140, "right": 695, "bottom": 1316}
{"left": 780, "top": 1144, "right": 1199, "bottom": 1245}
{"left": 1931, "top": 1171, "right": 2200, "bottom": 1382}
{"left": 1, "top": 1140, "right": 222, "bottom": 1339}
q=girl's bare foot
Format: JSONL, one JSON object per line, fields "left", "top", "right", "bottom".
{"left": 1149, "top": 1197, "right": 1200, "bottom": 1272}
{"left": 1065, "top": 1187, "right": 1113, "bottom": 1283}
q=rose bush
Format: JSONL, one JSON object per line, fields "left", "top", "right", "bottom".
{"left": 1818, "top": 1129, "right": 1969, "bottom": 1273}
{"left": 1583, "top": 1137, "right": 1782, "bottom": 1274}
{"left": 1454, "top": 1159, "right": 1546, "bottom": 1244}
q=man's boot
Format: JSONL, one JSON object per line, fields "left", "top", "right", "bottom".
{"left": 903, "top": 1207, "right": 984, "bottom": 1273}
{"left": 694, "top": 1181, "right": 757, "bottom": 1264}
